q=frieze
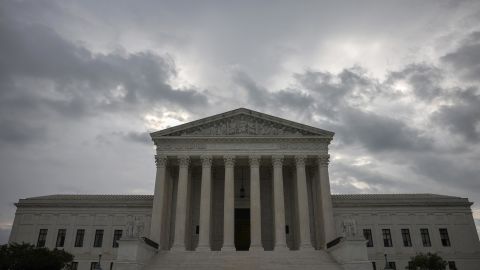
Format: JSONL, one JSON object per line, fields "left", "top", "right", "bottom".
{"left": 155, "top": 141, "right": 328, "bottom": 152}
{"left": 166, "top": 114, "right": 317, "bottom": 136}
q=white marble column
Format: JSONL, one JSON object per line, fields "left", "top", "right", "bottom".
{"left": 222, "top": 155, "right": 236, "bottom": 251}
{"left": 197, "top": 155, "right": 213, "bottom": 251}
{"left": 172, "top": 155, "right": 190, "bottom": 251}
{"left": 249, "top": 155, "right": 263, "bottom": 251}
{"left": 318, "top": 155, "right": 336, "bottom": 246}
{"left": 150, "top": 155, "right": 167, "bottom": 248}
{"left": 272, "top": 155, "right": 288, "bottom": 250}
{"left": 295, "top": 155, "right": 314, "bottom": 250}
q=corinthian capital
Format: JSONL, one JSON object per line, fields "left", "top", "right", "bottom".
{"left": 155, "top": 155, "right": 167, "bottom": 168}
{"left": 224, "top": 155, "right": 236, "bottom": 168}
{"left": 272, "top": 155, "right": 284, "bottom": 168}
{"left": 318, "top": 154, "right": 330, "bottom": 167}
{"left": 178, "top": 155, "right": 190, "bottom": 168}
{"left": 201, "top": 155, "right": 213, "bottom": 167}
{"left": 248, "top": 155, "right": 261, "bottom": 167}
{"left": 294, "top": 155, "right": 307, "bottom": 167}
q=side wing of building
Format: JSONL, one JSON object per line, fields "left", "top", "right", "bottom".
{"left": 8, "top": 195, "right": 153, "bottom": 270}
{"left": 332, "top": 194, "right": 480, "bottom": 270}
{"left": 8, "top": 193, "right": 480, "bottom": 270}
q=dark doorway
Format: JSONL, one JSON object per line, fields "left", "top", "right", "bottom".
{"left": 235, "top": 208, "right": 250, "bottom": 250}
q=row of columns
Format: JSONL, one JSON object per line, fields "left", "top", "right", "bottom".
{"left": 150, "top": 154, "right": 333, "bottom": 251}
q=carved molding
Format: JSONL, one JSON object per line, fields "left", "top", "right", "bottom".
{"left": 318, "top": 154, "right": 330, "bottom": 167}
{"left": 154, "top": 155, "right": 167, "bottom": 168}
{"left": 272, "top": 155, "right": 284, "bottom": 168}
{"left": 224, "top": 155, "right": 236, "bottom": 168}
{"left": 178, "top": 155, "right": 190, "bottom": 167}
{"left": 200, "top": 155, "right": 213, "bottom": 167}
{"left": 155, "top": 139, "right": 329, "bottom": 153}
{"left": 248, "top": 155, "right": 261, "bottom": 167}
{"left": 165, "top": 114, "right": 317, "bottom": 137}
{"left": 294, "top": 155, "right": 307, "bottom": 167}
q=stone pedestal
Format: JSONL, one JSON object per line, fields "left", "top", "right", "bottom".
{"left": 327, "top": 237, "right": 372, "bottom": 270}
{"left": 115, "top": 238, "right": 157, "bottom": 270}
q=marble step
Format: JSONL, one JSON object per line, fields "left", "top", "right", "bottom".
{"left": 142, "top": 250, "right": 343, "bottom": 270}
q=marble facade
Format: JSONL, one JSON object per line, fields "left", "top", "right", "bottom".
{"left": 8, "top": 108, "right": 480, "bottom": 270}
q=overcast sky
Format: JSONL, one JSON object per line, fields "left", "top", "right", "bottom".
{"left": 1, "top": 0, "right": 480, "bottom": 244}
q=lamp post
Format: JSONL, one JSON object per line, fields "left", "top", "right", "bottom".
{"left": 384, "top": 253, "right": 393, "bottom": 270}
{"left": 96, "top": 254, "right": 103, "bottom": 270}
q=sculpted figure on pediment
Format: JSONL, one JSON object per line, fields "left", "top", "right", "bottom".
{"left": 167, "top": 115, "right": 317, "bottom": 136}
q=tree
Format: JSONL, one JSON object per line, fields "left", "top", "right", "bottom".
{"left": 0, "top": 242, "right": 74, "bottom": 270}
{"left": 406, "top": 252, "right": 448, "bottom": 270}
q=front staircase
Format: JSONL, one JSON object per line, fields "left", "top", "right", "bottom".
{"left": 142, "top": 250, "right": 344, "bottom": 270}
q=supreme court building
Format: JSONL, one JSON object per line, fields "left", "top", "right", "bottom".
{"left": 8, "top": 108, "right": 480, "bottom": 270}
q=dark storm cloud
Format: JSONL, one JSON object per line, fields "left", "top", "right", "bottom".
{"left": 233, "top": 70, "right": 314, "bottom": 114}
{"left": 442, "top": 31, "right": 480, "bottom": 81}
{"left": 410, "top": 153, "right": 480, "bottom": 191}
{"left": 0, "top": 15, "right": 209, "bottom": 145}
{"left": 235, "top": 66, "right": 432, "bottom": 153}
{"left": 337, "top": 108, "right": 433, "bottom": 152}
{"left": 433, "top": 87, "right": 480, "bottom": 142}
{"left": 119, "top": 131, "right": 151, "bottom": 145}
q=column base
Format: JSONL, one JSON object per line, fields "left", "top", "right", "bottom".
{"left": 170, "top": 245, "right": 187, "bottom": 252}
{"left": 249, "top": 245, "right": 264, "bottom": 252}
{"left": 196, "top": 245, "right": 211, "bottom": 251}
{"left": 298, "top": 244, "right": 315, "bottom": 251}
{"left": 221, "top": 245, "right": 236, "bottom": 251}
{"left": 273, "top": 245, "right": 289, "bottom": 251}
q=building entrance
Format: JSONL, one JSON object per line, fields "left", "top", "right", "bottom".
{"left": 234, "top": 208, "right": 250, "bottom": 250}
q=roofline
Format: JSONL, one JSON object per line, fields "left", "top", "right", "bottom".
{"left": 14, "top": 193, "right": 473, "bottom": 209}
{"left": 150, "top": 108, "right": 335, "bottom": 138}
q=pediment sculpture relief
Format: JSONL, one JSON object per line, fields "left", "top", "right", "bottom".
{"left": 167, "top": 115, "right": 316, "bottom": 136}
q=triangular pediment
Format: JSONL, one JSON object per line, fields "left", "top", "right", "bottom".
{"left": 151, "top": 108, "right": 334, "bottom": 137}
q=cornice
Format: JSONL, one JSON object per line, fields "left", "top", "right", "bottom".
{"left": 15, "top": 193, "right": 473, "bottom": 209}
{"left": 332, "top": 194, "right": 473, "bottom": 208}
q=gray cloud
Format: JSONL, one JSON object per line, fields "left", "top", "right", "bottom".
{"left": 337, "top": 108, "right": 433, "bottom": 152}
{"left": 0, "top": 14, "right": 209, "bottom": 125}
{"left": 433, "top": 87, "right": 480, "bottom": 142}
{"left": 387, "top": 64, "right": 444, "bottom": 100}
{"left": 442, "top": 31, "right": 480, "bottom": 81}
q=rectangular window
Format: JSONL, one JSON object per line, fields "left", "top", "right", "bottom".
{"left": 382, "top": 229, "right": 393, "bottom": 247}
{"left": 112, "top": 229, "right": 123, "bottom": 248}
{"left": 448, "top": 261, "right": 456, "bottom": 270}
{"left": 74, "top": 229, "right": 85, "bottom": 247}
{"left": 371, "top": 261, "right": 376, "bottom": 270}
{"left": 37, "top": 229, "right": 48, "bottom": 247}
{"left": 56, "top": 229, "right": 66, "bottom": 247}
{"left": 71, "top": 262, "right": 78, "bottom": 270}
{"left": 110, "top": 262, "right": 114, "bottom": 270}
{"left": 421, "top": 228, "right": 431, "bottom": 247}
{"left": 408, "top": 261, "right": 414, "bottom": 270}
{"left": 401, "top": 229, "right": 412, "bottom": 247}
{"left": 363, "top": 229, "right": 373, "bottom": 247}
{"left": 388, "top": 261, "right": 396, "bottom": 270}
{"left": 440, "top": 228, "right": 451, "bottom": 247}
{"left": 90, "top": 262, "right": 99, "bottom": 270}
{"left": 93, "top": 229, "right": 104, "bottom": 247}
